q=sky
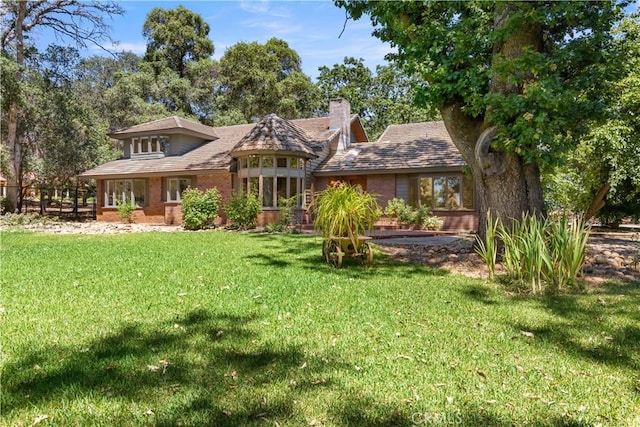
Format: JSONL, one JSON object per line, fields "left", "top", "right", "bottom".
{"left": 34, "top": 0, "right": 639, "bottom": 81}
{"left": 39, "top": 0, "right": 393, "bottom": 81}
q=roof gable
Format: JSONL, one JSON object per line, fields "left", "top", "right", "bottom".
{"left": 314, "top": 121, "right": 465, "bottom": 175}
{"left": 108, "top": 116, "right": 218, "bottom": 140}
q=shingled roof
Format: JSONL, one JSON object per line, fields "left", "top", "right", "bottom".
{"left": 80, "top": 115, "right": 350, "bottom": 179}
{"left": 314, "top": 121, "right": 465, "bottom": 175}
{"left": 230, "top": 114, "right": 317, "bottom": 158}
{"left": 108, "top": 116, "right": 219, "bottom": 140}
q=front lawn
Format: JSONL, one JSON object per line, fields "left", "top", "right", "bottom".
{"left": 1, "top": 231, "right": 638, "bottom": 426}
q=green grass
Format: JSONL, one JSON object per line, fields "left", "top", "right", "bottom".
{"left": 1, "top": 230, "right": 639, "bottom": 426}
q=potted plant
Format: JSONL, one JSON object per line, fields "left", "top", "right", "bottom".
{"left": 311, "top": 182, "right": 380, "bottom": 266}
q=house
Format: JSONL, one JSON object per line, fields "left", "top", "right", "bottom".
{"left": 80, "top": 98, "right": 478, "bottom": 230}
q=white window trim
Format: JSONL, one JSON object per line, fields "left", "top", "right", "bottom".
{"left": 131, "top": 135, "right": 167, "bottom": 155}
{"left": 166, "top": 177, "right": 191, "bottom": 202}
{"left": 104, "top": 179, "right": 146, "bottom": 208}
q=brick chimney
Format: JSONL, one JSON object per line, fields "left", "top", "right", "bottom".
{"left": 329, "top": 98, "right": 351, "bottom": 152}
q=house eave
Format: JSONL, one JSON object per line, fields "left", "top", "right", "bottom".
{"left": 312, "top": 165, "right": 466, "bottom": 177}
{"left": 79, "top": 168, "right": 230, "bottom": 180}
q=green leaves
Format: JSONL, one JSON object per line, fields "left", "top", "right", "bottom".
{"left": 142, "top": 5, "right": 214, "bottom": 78}
{"left": 311, "top": 182, "right": 380, "bottom": 250}
{"left": 181, "top": 187, "right": 222, "bottom": 230}
{"left": 477, "top": 212, "right": 591, "bottom": 293}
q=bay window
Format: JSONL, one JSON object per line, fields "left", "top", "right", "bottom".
{"left": 237, "top": 155, "right": 306, "bottom": 208}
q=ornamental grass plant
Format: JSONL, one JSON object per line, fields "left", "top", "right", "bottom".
{"left": 478, "top": 212, "right": 590, "bottom": 293}
{"left": 311, "top": 182, "right": 380, "bottom": 249}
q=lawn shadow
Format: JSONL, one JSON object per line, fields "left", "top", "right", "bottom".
{"left": 507, "top": 283, "right": 640, "bottom": 372}
{"left": 2, "top": 309, "right": 343, "bottom": 424}
{"left": 242, "top": 233, "right": 450, "bottom": 279}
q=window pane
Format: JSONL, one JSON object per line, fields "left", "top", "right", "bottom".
{"left": 463, "top": 173, "right": 474, "bottom": 209}
{"left": 445, "top": 177, "right": 461, "bottom": 208}
{"left": 263, "top": 177, "right": 274, "bottom": 207}
{"left": 150, "top": 137, "right": 158, "bottom": 153}
{"left": 290, "top": 158, "right": 298, "bottom": 169}
{"left": 250, "top": 177, "right": 259, "bottom": 195}
{"left": 290, "top": 178, "right": 299, "bottom": 207}
{"left": 276, "top": 157, "right": 287, "bottom": 168}
{"left": 249, "top": 156, "right": 260, "bottom": 168}
{"left": 133, "top": 179, "right": 146, "bottom": 206}
{"left": 408, "top": 177, "right": 419, "bottom": 208}
{"left": 420, "top": 177, "right": 433, "bottom": 209}
{"left": 241, "top": 178, "right": 248, "bottom": 194}
{"left": 132, "top": 139, "right": 139, "bottom": 154}
{"left": 179, "top": 178, "right": 190, "bottom": 194}
{"left": 168, "top": 178, "right": 178, "bottom": 201}
{"left": 277, "top": 177, "right": 287, "bottom": 205}
{"left": 433, "top": 177, "right": 446, "bottom": 208}
{"left": 140, "top": 137, "right": 149, "bottom": 153}
{"left": 239, "top": 158, "right": 247, "bottom": 169}
{"left": 160, "top": 136, "right": 169, "bottom": 153}
{"left": 262, "top": 156, "right": 273, "bottom": 168}
{"left": 115, "top": 180, "right": 125, "bottom": 204}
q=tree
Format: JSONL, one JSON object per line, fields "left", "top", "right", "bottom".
{"left": 25, "top": 46, "right": 118, "bottom": 212}
{"left": 217, "top": 38, "right": 320, "bottom": 122}
{"left": 338, "top": 1, "right": 627, "bottom": 236}
{"left": 1, "top": 0, "right": 123, "bottom": 212}
{"left": 142, "top": 5, "right": 214, "bottom": 78}
{"left": 545, "top": 15, "right": 640, "bottom": 223}
{"left": 316, "top": 58, "right": 438, "bottom": 140}
{"left": 317, "top": 57, "right": 373, "bottom": 120}
{"left": 368, "top": 64, "right": 438, "bottom": 138}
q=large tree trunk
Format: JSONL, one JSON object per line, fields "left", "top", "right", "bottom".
{"left": 442, "top": 3, "right": 546, "bottom": 239}
{"left": 4, "top": 0, "right": 26, "bottom": 213}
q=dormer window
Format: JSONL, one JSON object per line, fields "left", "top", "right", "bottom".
{"left": 131, "top": 136, "right": 167, "bottom": 156}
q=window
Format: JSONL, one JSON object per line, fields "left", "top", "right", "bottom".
{"left": 131, "top": 136, "right": 165, "bottom": 155}
{"left": 409, "top": 174, "right": 473, "bottom": 210}
{"left": 235, "top": 155, "right": 306, "bottom": 208}
{"left": 104, "top": 179, "right": 146, "bottom": 207}
{"left": 262, "top": 176, "right": 274, "bottom": 207}
{"left": 166, "top": 177, "right": 191, "bottom": 202}
{"left": 262, "top": 156, "right": 274, "bottom": 168}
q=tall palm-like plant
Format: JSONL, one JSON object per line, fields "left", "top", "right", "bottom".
{"left": 311, "top": 182, "right": 380, "bottom": 249}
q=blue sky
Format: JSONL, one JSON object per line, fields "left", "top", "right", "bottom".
{"left": 76, "top": 0, "right": 393, "bottom": 80}
{"left": 35, "top": 0, "right": 639, "bottom": 81}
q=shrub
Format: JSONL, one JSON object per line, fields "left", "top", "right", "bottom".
{"left": 384, "top": 197, "right": 442, "bottom": 230}
{"left": 225, "top": 192, "right": 261, "bottom": 229}
{"left": 181, "top": 187, "right": 222, "bottom": 230}
{"left": 384, "top": 198, "right": 407, "bottom": 217}
{"left": 422, "top": 214, "right": 444, "bottom": 230}
{"left": 116, "top": 201, "right": 137, "bottom": 223}
{"left": 0, "top": 212, "right": 48, "bottom": 226}
{"left": 277, "top": 196, "right": 298, "bottom": 229}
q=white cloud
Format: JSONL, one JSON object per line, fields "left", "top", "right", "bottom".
{"left": 239, "top": 0, "right": 290, "bottom": 18}
{"left": 241, "top": 19, "right": 303, "bottom": 36}
{"left": 94, "top": 41, "right": 147, "bottom": 54}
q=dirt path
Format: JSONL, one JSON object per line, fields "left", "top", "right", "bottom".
{"left": 373, "top": 233, "right": 640, "bottom": 285}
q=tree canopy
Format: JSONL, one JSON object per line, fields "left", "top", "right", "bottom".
{"left": 337, "top": 0, "right": 630, "bottom": 234}
{"left": 142, "top": 5, "right": 214, "bottom": 78}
